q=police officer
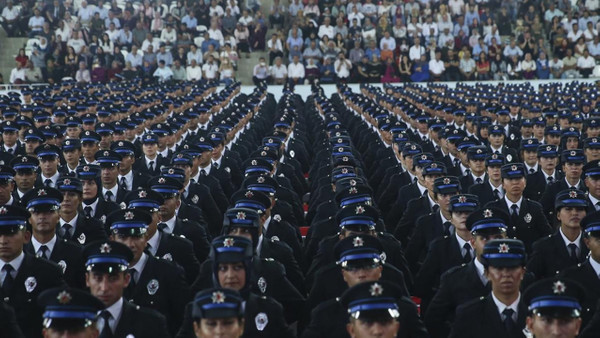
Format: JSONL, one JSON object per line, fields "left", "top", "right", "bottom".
{"left": 37, "top": 287, "right": 104, "bottom": 338}
{"left": 124, "top": 188, "right": 200, "bottom": 284}
{"left": 0, "top": 205, "right": 65, "bottom": 338}
{"left": 303, "top": 235, "right": 424, "bottom": 338}
{"left": 59, "top": 138, "right": 82, "bottom": 176}
{"left": 523, "top": 145, "right": 561, "bottom": 201}
{"left": 523, "top": 277, "right": 586, "bottom": 338}
{"left": 190, "top": 288, "right": 245, "bottom": 338}
{"left": 583, "top": 160, "right": 600, "bottom": 212}
{"left": 450, "top": 239, "right": 529, "bottom": 338}
{"left": 106, "top": 208, "right": 190, "bottom": 335}
{"left": 527, "top": 189, "right": 589, "bottom": 280}
{"left": 560, "top": 211, "right": 600, "bottom": 326}
{"left": 21, "top": 185, "right": 85, "bottom": 289}
{"left": 340, "top": 281, "right": 406, "bottom": 338}
{"left": 485, "top": 163, "right": 551, "bottom": 253}
{"left": 10, "top": 155, "right": 39, "bottom": 203}
{"left": 75, "top": 164, "right": 120, "bottom": 224}
{"left": 460, "top": 145, "right": 489, "bottom": 191}
{"left": 468, "top": 153, "right": 506, "bottom": 205}
{"left": 133, "top": 133, "right": 169, "bottom": 177}
{"left": 34, "top": 144, "right": 61, "bottom": 188}
{"left": 82, "top": 240, "right": 170, "bottom": 337}
{"left": 111, "top": 140, "right": 150, "bottom": 192}
{"left": 0, "top": 165, "right": 18, "bottom": 207}
{"left": 178, "top": 235, "right": 295, "bottom": 337}
{"left": 95, "top": 150, "right": 127, "bottom": 204}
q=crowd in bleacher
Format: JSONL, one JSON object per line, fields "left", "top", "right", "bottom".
{"left": 4, "top": 0, "right": 600, "bottom": 85}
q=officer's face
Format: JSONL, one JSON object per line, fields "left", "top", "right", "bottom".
{"left": 489, "top": 134, "right": 504, "bottom": 148}
{"left": 533, "top": 125, "right": 545, "bottom": 138}
{"left": 112, "top": 234, "right": 147, "bottom": 263}
{"left": 547, "top": 134, "right": 560, "bottom": 146}
{"left": 451, "top": 211, "right": 471, "bottom": 230}
{"left": 526, "top": 314, "right": 581, "bottom": 338}
{"left": 119, "top": 155, "right": 135, "bottom": 172}
{"left": 40, "top": 156, "right": 59, "bottom": 176}
{"left": 25, "top": 140, "right": 40, "bottom": 154}
{"left": 563, "top": 162, "right": 583, "bottom": 180}
{"left": 194, "top": 317, "right": 244, "bottom": 338}
{"left": 66, "top": 127, "right": 81, "bottom": 138}
{"left": 485, "top": 266, "right": 525, "bottom": 297}
{"left": 143, "top": 143, "right": 158, "bottom": 157}
{"left": 212, "top": 144, "right": 224, "bottom": 159}
{"left": 228, "top": 226, "right": 260, "bottom": 239}
{"left": 436, "top": 192, "right": 455, "bottom": 212}
{"left": 423, "top": 175, "right": 438, "bottom": 191}
{"left": 557, "top": 207, "right": 586, "bottom": 230}
{"left": 82, "top": 180, "right": 98, "bottom": 200}
{"left": 539, "top": 157, "right": 558, "bottom": 172}
{"left": 43, "top": 326, "right": 100, "bottom": 338}
{"left": 341, "top": 264, "right": 382, "bottom": 287}
{"left": 217, "top": 262, "right": 246, "bottom": 291}
{"left": 15, "top": 170, "right": 35, "bottom": 190}
{"left": 502, "top": 177, "right": 526, "bottom": 197}
{"left": 30, "top": 210, "right": 59, "bottom": 235}
{"left": 346, "top": 317, "right": 399, "bottom": 338}
{"left": 82, "top": 142, "right": 99, "bottom": 159}
{"left": 159, "top": 196, "right": 180, "bottom": 220}
{"left": 0, "top": 229, "right": 28, "bottom": 261}
{"left": 566, "top": 137, "right": 579, "bottom": 150}
{"left": 174, "top": 164, "right": 192, "bottom": 181}
{"left": 588, "top": 128, "right": 600, "bottom": 138}
{"left": 585, "top": 148, "right": 600, "bottom": 161}
{"left": 0, "top": 180, "right": 14, "bottom": 204}
{"left": 522, "top": 150, "right": 537, "bottom": 166}
{"left": 100, "top": 166, "right": 119, "bottom": 187}
{"left": 86, "top": 271, "right": 130, "bottom": 307}
{"left": 469, "top": 159, "right": 486, "bottom": 175}
{"left": 61, "top": 191, "right": 82, "bottom": 215}
{"left": 487, "top": 166, "right": 502, "bottom": 181}
{"left": 63, "top": 149, "right": 82, "bottom": 165}
{"left": 2, "top": 130, "right": 17, "bottom": 146}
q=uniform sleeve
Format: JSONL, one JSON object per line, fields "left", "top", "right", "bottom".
{"left": 448, "top": 302, "right": 475, "bottom": 338}
{"left": 174, "top": 302, "right": 194, "bottom": 338}
{"left": 424, "top": 272, "right": 456, "bottom": 338}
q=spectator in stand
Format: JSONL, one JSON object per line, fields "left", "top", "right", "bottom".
{"left": 181, "top": 11, "right": 197, "bottom": 33}
{"left": 305, "top": 57, "right": 320, "bottom": 83}
{"left": 161, "top": 24, "right": 177, "bottom": 46}
{"left": 143, "top": 45, "right": 157, "bottom": 67}
{"left": 410, "top": 54, "right": 429, "bottom": 82}
{"left": 270, "top": 57, "right": 287, "bottom": 84}
{"left": 91, "top": 62, "right": 106, "bottom": 83}
{"left": 67, "top": 30, "right": 86, "bottom": 54}
{"left": 289, "top": 0, "right": 304, "bottom": 19}
{"left": 267, "top": 34, "right": 284, "bottom": 65}
{"left": 209, "top": 0, "right": 225, "bottom": 18}
{"left": 156, "top": 44, "right": 173, "bottom": 67}
{"left": 318, "top": 16, "right": 335, "bottom": 40}
{"left": 252, "top": 57, "right": 270, "bottom": 85}
{"left": 536, "top": 52, "right": 550, "bottom": 79}
{"left": 64, "top": 46, "right": 79, "bottom": 76}
{"left": 141, "top": 33, "right": 160, "bottom": 53}
{"left": 429, "top": 50, "right": 445, "bottom": 81}
{"left": 459, "top": 50, "right": 476, "bottom": 80}
{"left": 222, "top": 8, "right": 237, "bottom": 36}
{"left": 520, "top": 52, "right": 537, "bottom": 79}
{"left": 219, "top": 58, "right": 235, "bottom": 85}
{"left": 153, "top": 60, "right": 173, "bottom": 82}
{"left": 365, "top": 40, "right": 381, "bottom": 61}
{"left": 548, "top": 54, "right": 564, "bottom": 79}
{"left": 45, "top": 0, "right": 65, "bottom": 29}
{"left": 126, "top": 45, "right": 143, "bottom": 69}
{"left": 106, "top": 60, "right": 122, "bottom": 81}
{"left": 209, "top": 21, "right": 225, "bottom": 47}
{"left": 204, "top": 44, "right": 220, "bottom": 62}
{"left": 319, "top": 58, "right": 335, "bottom": 83}
{"left": 577, "top": 48, "right": 596, "bottom": 77}
{"left": 507, "top": 54, "right": 522, "bottom": 79}
{"left": 288, "top": 55, "right": 305, "bottom": 84}
{"left": 24, "top": 60, "right": 43, "bottom": 83}
{"left": 15, "top": 48, "right": 28, "bottom": 68}
{"left": 132, "top": 21, "right": 148, "bottom": 47}
{"left": 104, "top": 11, "right": 120, "bottom": 29}
{"left": 2, "top": 0, "right": 21, "bottom": 37}
{"left": 381, "top": 57, "right": 400, "bottom": 83}
{"left": 171, "top": 59, "right": 186, "bottom": 81}
{"left": 186, "top": 59, "right": 202, "bottom": 81}
{"left": 269, "top": 0, "right": 285, "bottom": 29}
{"left": 202, "top": 55, "right": 219, "bottom": 80}
{"left": 475, "top": 52, "right": 490, "bottom": 80}
{"left": 491, "top": 52, "right": 508, "bottom": 80}
{"left": 303, "top": 40, "right": 322, "bottom": 64}
{"left": 334, "top": 52, "right": 352, "bottom": 81}
{"left": 117, "top": 25, "right": 133, "bottom": 49}
{"left": 75, "top": 61, "right": 91, "bottom": 83}
{"left": 562, "top": 48, "right": 580, "bottom": 78}
{"left": 9, "top": 61, "right": 25, "bottom": 84}
{"left": 28, "top": 8, "right": 45, "bottom": 37}
{"left": 409, "top": 37, "right": 426, "bottom": 62}
{"left": 186, "top": 44, "right": 202, "bottom": 65}
{"left": 503, "top": 38, "right": 524, "bottom": 59}
{"left": 349, "top": 40, "right": 365, "bottom": 64}
{"left": 100, "top": 33, "right": 114, "bottom": 56}
{"left": 235, "top": 23, "right": 251, "bottom": 57}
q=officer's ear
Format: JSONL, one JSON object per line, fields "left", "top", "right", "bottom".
{"left": 346, "top": 319, "right": 356, "bottom": 336}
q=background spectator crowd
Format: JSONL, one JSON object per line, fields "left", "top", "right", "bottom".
{"left": 4, "top": 0, "right": 600, "bottom": 85}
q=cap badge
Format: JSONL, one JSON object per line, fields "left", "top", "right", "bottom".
{"left": 212, "top": 291, "right": 225, "bottom": 304}
{"left": 528, "top": 140, "right": 533, "bottom": 144}
{"left": 370, "top": 283, "right": 384, "bottom": 296}
{"left": 158, "top": 177, "right": 166, "bottom": 184}
{"left": 547, "top": 146, "right": 552, "bottom": 151}
{"left": 553, "top": 280, "right": 567, "bottom": 294}
{"left": 355, "top": 206, "right": 365, "bottom": 214}
{"left": 341, "top": 168, "right": 349, "bottom": 174}
{"left": 245, "top": 191, "right": 254, "bottom": 198}
{"left": 223, "top": 237, "right": 235, "bottom": 247}
{"left": 21, "top": 157, "right": 28, "bottom": 162}
{"left": 57, "top": 291, "right": 72, "bottom": 304}
{"left": 569, "top": 190, "right": 578, "bottom": 198}
{"left": 498, "top": 243, "right": 510, "bottom": 253}
{"left": 177, "top": 153, "right": 183, "bottom": 159}
{"left": 63, "top": 179, "right": 71, "bottom": 185}
{"left": 168, "top": 168, "right": 175, "bottom": 175}
{"left": 124, "top": 211, "right": 134, "bottom": 220}
{"left": 100, "top": 243, "right": 112, "bottom": 254}
{"left": 511, "top": 165, "right": 518, "bottom": 171}
{"left": 483, "top": 209, "right": 493, "bottom": 218}
{"left": 0, "top": 207, "right": 6, "bottom": 215}
{"left": 338, "top": 147, "right": 344, "bottom": 153}
{"left": 251, "top": 160, "right": 257, "bottom": 166}
{"left": 477, "top": 149, "right": 483, "bottom": 154}
{"left": 411, "top": 145, "right": 417, "bottom": 150}
{"left": 349, "top": 179, "right": 357, "bottom": 186}
{"left": 431, "top": 163, "right": 438, "bottom": 168}
{"left": 257, "top": 176, "right": 265, "bottom": 184}
{"left": 349, "top": 187, "right": 358, "bottom": 194}
{"left": 421, "top": 154, "right": 427, "bottom": 160}
{"left": 443, "top": 178, "right": 451, "bottom": 185}
{"left": 65, "top": 140, "right": 70, "bottom": 145}
{"left": 138, "top": 190, "right": 147, "bottom": 198}
{"left": 492, "top": 154, "right": 498, "bottom": 159}
{"left": 118, "top": 141, "right": 124, "bottom": 146}
{"left": 342, "top": 156, "right": 349, "bottom": 162}
{"left": 571, "top": 151, "right": 576, "bottom": 156}
{"left": 236, "top": 212, "right": 246, "bottom": 220}
{"left": 37, "top": 189, "right": 47, "bottom": 196}
{"left": 458, "top": 196, "right": 467, "bottom": 203}
{"left": 83, "top": 166, "right": 90, "bottom": 172}
{"left": 353, "top": 237, "right": 364, "bottom": 247}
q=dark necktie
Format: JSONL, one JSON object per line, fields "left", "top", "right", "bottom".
{"left": 105, "top": 191, "right": 114, "bottom": 202}
{"left": 465, "top": 168, "right": 471, "bottom": 176}
{"left": 547, "top": 176, "right": 554, "bottom": 184}
{"left": 190, "top": 178, "right": 196, "bottom": 185}
{"left": 529, "top": 168, "right": 535, "bottom": 174}
{"left": 7, "top": 148, "right": 13, "bottom": 154}
{"left": 61, "top": 223, "right": 72, "bottom": 239}
{"left": 2, "top": 265, "right": 14, "bottom": 293}
{"left": 148, "top": 161, "right": 155, "bottom": 172}
{"left": 84, "top": 206, "right": 93, "bottom": 218}
{"left": 413, "top": 176, "right": 418, "bottom": 183}
{"left": 443, "top": 221, "right": 452, "bottom": 235}
{"left": 595, "top": 201, "right": 600, "bottom": 211}
{"left": 125, "top": 268, "right": 137, "bottom": 297}
{"left": 157, "top": 222, "right": 168, "bottom": 232}
{"left": 99, "top": 310, "right": 113, "bottom": 338}
{"left": 510, "top": 204, "right": 519, "bottom": 225}
{"left": 38, "top": 244, "right": 49, "bottom": 259}
{"left": 463, "top": 243, "right": 473, "bottom": 262}
{"left": 493, "top": 189, "right": 500, "bottom": 199}
{"left": 44, "top": 179, "right": 52, "bottom": 187}
{"left": 213, "top": 162, "right": 219, "bottom": 169}
{"left": 200, "top": 169, "right": 207, "bottom": 177}
{"left": 502, "top": 308, "right": 516, "bottom": 333}
{"left": 432, "top": 204, "right": 440, "bottom": 213}
{"left": 453, "top": 158, "right": 460, "bottom": 167}
{"left": 120, "top": 177, "right": 128, "bottom": 191}
{"left": 422, "top": 136, "right": 427, "bottom": 141}
{"left": 568, "top": 243, "right": 579, "bottom": 263}
{"left": 476, "top": 177, "right": 482, "bottom": 184}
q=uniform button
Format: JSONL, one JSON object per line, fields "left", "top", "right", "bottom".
{"left": 3, "top": 297, "right": 9, "bottom": 302}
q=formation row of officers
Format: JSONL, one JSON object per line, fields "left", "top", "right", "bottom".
{"left": 0, "top": 78, "right": 600, "bottom": 338}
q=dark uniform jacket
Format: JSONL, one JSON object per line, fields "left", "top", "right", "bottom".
{"left": 449, "top": 295, "right": 527, "bottom": 338}
{"left": 0, "top": 254, "right": 65, "bottom": 338}
{"left": 64, "top": 214, "right": 108, "bottom": 246}
{"left": 395, "top": 195, "right": 436, "bottom": 246}
{"left": 526, "top": 231, "right": 588, "bottom": 280}
{"left": 176, "top": 293, "right": 296, "bottom": 338}
{"left": 302, "top": 295, "right": 428, "bottom": 338}
{"left": 170, "top": 217, "right": 211, "bottom": 264}
{"left": 112, "top": 300, "right": 171, "bottom": 338}
{"left": 83, "top": 198, "right": 120, "bottom": 228}
{"left": 153, "top": 230, "right": 200, "bottom": 284}
{"left": 468, "top": 180, "right": 502, "bottom": 206}
{"left": 123, "top": 254, "right": 191, "bottom": 336}
{"left": 523, "top": 170, "right": 562, "bottom": 201}
{"left": 560, "top": 259, "right": 600, "bottom": 326}
{"left": 23, "top": 239, "right": 85, "bottom": 289}
{"left": 484, "top": 198, "right": 552, "bottom": 253}
{"left": 540, "top": 178, "right": 587, "bottom": 225}
{"left": 406, "top": 211, "right": 453, "bottom": 273}
{"left": 0, "top": 300, "right": 23, "bottom": 338}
